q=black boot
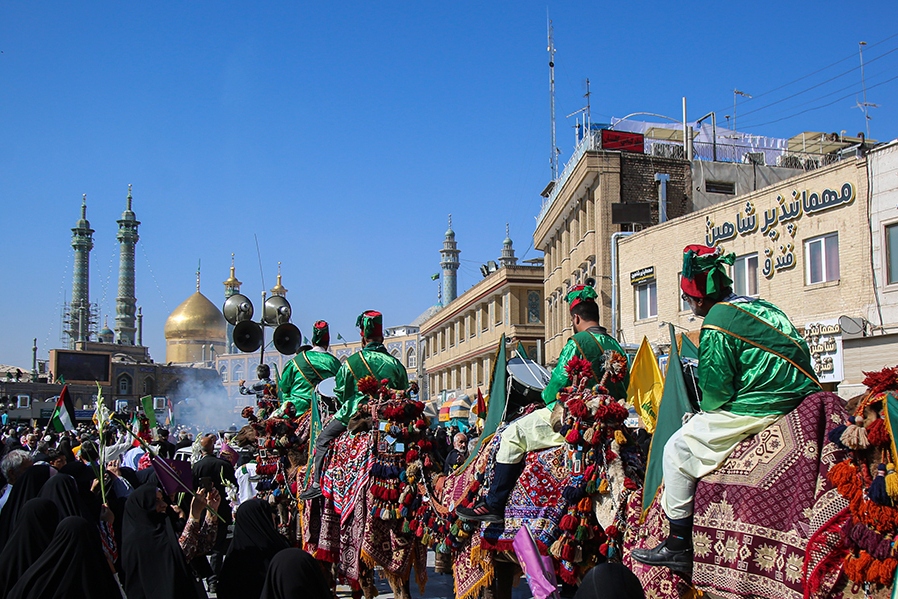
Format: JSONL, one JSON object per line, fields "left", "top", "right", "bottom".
{"left": 457, "top": 461, "right": 524, "bottom": 523}
{"left": 631, "top": 516, "right": 694, "bottom": 572}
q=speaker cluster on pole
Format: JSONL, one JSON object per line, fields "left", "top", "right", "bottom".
{"left": 222, "top": 293, "right": 301, "bottom": 355}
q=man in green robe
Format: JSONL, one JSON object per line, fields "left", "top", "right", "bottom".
{"left": 458, "top": 284, "right": 629, "bottom": 523}
{"left": 300, "top": 310, "right": 408, "bottom": 500}
{"left": 632, "top": 244, "right": 821, "bottom": 572}
{"left": 276, "top": 320, "right": 340, "bottom": 416}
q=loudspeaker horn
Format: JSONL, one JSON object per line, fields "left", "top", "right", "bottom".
{"left": 263, "top": 295, "right": 292, "bottom": 326}
{"left": 223, "top": 294, "right": 254, "bottom": 325}
{"left": 273, "top": 323, "right": 302, "bottom": 355}
{"left": 233, "top": 320, "right": 263, "bottom": 353}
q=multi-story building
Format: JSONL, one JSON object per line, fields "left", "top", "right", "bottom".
{"left": 420, "top": 228, "right": 544, "bottom": 401}
{"left": 533, "top": 124, "right": 859, "bottom": 364}
{"left": 616, "top": 143, "right": 897, "bottom": 396}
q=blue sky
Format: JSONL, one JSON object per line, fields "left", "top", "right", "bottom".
{"left": 1, "top": 1, "right": 896, "bottom": 368}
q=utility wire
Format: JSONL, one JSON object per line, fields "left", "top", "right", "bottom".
{"left": 739, "top": 73, "right": 898, "bottom": 129}
{"left": 734, "top": 44, "right": 898, "bottom": 121}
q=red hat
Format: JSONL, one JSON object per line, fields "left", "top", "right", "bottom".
{"left": 311, "top": 320, "right": 330, "bottom": 347}
{"left": 680, "top": 244, "right": 735, "bottom": 300}
{"left": 565, "top": 284, "right": 598, "bottom": 311}
{"left": 356, "top": 310, "right": 383, "bottom": 339}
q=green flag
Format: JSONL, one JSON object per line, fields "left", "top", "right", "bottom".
{"left": 140, "top": 396, "right": 157, "bottom": 428}
{"left": 642, "top": 324, "right": 694, "bottom": 518}
{"left": 462, "top": 334, "right": 507, "bottom": 469}
{"left": 305, "top": 392, "right": 324, "bottom": 486}
{"left": 680, "top": 333, "right": 699, "bottom": 360}
{"left": 431, "top": 273, "right": 440, "bottom": 281}
{"left": 516, "top": 342, "right": 529, "bottom": 360}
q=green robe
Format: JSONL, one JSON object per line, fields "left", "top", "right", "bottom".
{"left": 278, "top": 348, "right": 341, "bottom": 415}
{"left": 541, "top": 328, "right": 630, "bottom": 409}
{"left": 333, "top": 342, "right": 409, "bottom": 425}
{"left": 699, "top": 298, "right": 821, "bottom": 416}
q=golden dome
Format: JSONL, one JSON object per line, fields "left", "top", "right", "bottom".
{"left": 164, "top": 292, "right": 227, "bottom": 341}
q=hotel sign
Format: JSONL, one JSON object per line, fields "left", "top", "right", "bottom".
{"left": 705, "top": 182, "right": 855, "bottom": 280}
{"left": 803, "top": 318, "right": 843, "bottom": 384}
{"left": 630, "top": 266, "right": 655, "bottom": 285}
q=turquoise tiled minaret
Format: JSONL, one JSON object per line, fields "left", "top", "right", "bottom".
{"left": 440, "top": 214, "right": 460, "bottom": 307}
{"left": 498, "top": 223, "right": 518, "bottom": 268}
{"left": 115, "top": 185, "right": 140, "bottom": 345}
{"left": 70, "top": 194, "right": 94, "bottom": 347}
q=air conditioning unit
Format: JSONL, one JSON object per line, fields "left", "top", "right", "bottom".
{"left": 153, "top": 396, "right": 166, "bottom": 410}
{"left": 17, "top": 395, "right": 30, "bottom": 408}
{"left": 651, "top": 143, "right": 685, "bottom": 159}
{"left": 742, "top": 152, "right": 766, "bottom": 165}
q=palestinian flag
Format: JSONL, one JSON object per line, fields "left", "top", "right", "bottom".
{"left": 50, "top": 385, "right": 77, "bottom": 432}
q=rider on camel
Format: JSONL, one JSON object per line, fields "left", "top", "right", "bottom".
{"left": 300, "top": 310, "right": 408, "bottom": 500}
{"left": 632, "top": 244, "right": 821, "bottom": 572}
{"left": 276, "top": 320, "right": 341, "bottom": 416}
{"left": 458, "top": 282, "right": 629, "bottom": 523}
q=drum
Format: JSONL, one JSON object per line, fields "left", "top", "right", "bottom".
{"left": 315, "top": 377, "right": 338, "bottom": 413}
{"left": 316, "top": 377, "right": 337, "bottom": 399}
{"left": 506, "top": 357, "right": 551, "bottom": 415}
{"left": 680, "top": 357, "right": 702, "bottom": 413}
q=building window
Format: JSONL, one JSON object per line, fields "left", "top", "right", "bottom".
{"left": 219, "top": 364, "right": 228, "bottom": 383}
{"left": 117, "top": 374, "right": 132, "bottom": 395}
{"left": 495, "top": 295, "right": 503, "bottom": 325}
{"left": 233, "top": 363, "right": 244, "bottom": 383}
{"left": 705, "top": 180, "right": 735, "bottom": 195}
{"left": 390, "top": 348, "right": 401, "bottom": 363}
{"left": 733, "top": 253, "right": 759, "bottom": 297}
{"left": 527, "top": 290, "right": 541, "bottom": 323}
{"left": 887, "top": 223, "right": 898, "bottom": 285}
{"left": 142, "top": 377, "right": 155, "bottom": 396}
{"left": 805, "top": 233, "right": 840, "bottom": 285}
{"left": 459, "top": 320, "right": 466, "bottom": 342}
{"left": 407, "top": 347, "right": 417, "bottom": 369}
{"left": 635, "top": 280, "right": 658, "bottom": 320}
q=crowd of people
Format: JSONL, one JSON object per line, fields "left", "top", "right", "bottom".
{"left": 0, "top": 418, "right": 332, "bottom": 598}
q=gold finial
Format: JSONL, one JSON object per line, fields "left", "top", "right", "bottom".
{"left": 127, "top": 184, "right": 133, "bottom": 211}
{"left": 196, "top": 259, "right": 201, "bottom": 292}
{"left": 270, "top": 262, "right": 287, "bottom": 296}
{"left": 223, "top": 253, "right": 242, "bottom": 288}
{"left": 81, "top": 194, "right": 87, "bottom": 219}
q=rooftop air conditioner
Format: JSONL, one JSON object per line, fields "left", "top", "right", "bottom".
{"left": 742, "top": 152, "right": 766, "bottom": 165}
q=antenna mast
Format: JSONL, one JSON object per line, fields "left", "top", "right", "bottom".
{"left": 857, "top": 41, "right": 878, "bottom": 138}
{"left": 548, "top": 17, "right": 558, "bottom": 180}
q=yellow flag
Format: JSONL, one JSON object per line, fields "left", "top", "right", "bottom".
{"left": 626, "top": 336, "right": 664, "bottom": 433}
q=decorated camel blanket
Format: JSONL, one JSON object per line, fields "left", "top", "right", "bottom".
{"left": 627, "top": 391, "right": 850, "bottom": 599}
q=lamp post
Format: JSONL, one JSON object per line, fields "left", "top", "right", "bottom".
{"left": 733, "top": 89, "right": 752, "bottom": 137}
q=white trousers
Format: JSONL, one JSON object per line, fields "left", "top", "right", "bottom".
{"left": 496, "top": 407, "right": 565, "bottom": 465}
{"left": 661, "top": 410, "right": 781, "bottom": 520}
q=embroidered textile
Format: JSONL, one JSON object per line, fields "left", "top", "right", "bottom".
{"left": 321, "top": 431, "right": 374, "bottom": 526}
{"left": 481, "top": 445, "right": 569, "bottom": 552}
{"left": 691, "top": 392, "right": 848, "bottom": 599}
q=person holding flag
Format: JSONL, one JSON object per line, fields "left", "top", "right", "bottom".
{"left": 300, "top": 310, "right": 408, "bottom": 500}
{"left": 632, "top": 244, "right": 820, "bottom": 572}
{"left": 276, "top": 320, "right": 340, "bottom": 416}
{"left": 458, "top": 282, "right": 629, "bottom": 523}
{"left": 49, "top": 386, "right": 77, "bottom": 433}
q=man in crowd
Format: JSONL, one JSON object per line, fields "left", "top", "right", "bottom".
{"left": 631, "top": 244, "right": 820, "bottom": 572}
{"left": 458, "top": 283, "right": 629, "bottom": 523}
{"left": 443, "top": 432, "right": 469, "bottom": 474}
{"left": 277, "top": 320, "right": 341, "bottom": 416}
{"left": 301, "top": 310, "right": 408, "bottom": 500}
{"left": 155, "top": 428, "right": 177, "bottom": 459}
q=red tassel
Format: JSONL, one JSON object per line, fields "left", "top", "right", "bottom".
{"left": 566, "top": 429, "right": 580, "bottom": 444}
{"left": 867, "top": 417, "right": 889, "bottom": 447}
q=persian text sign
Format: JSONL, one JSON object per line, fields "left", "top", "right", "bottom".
{"left": 705, "top": 182, "right": 855, "bottom": 280}
{"left": 803, "top": 318, "right": 843, "bottom": 384}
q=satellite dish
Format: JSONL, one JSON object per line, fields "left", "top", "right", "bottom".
{"left": 222, "top": 294, "right": 254, "bottom": 325}
{"left": 838, "top": 315, "right": 865, "bottom": 337}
